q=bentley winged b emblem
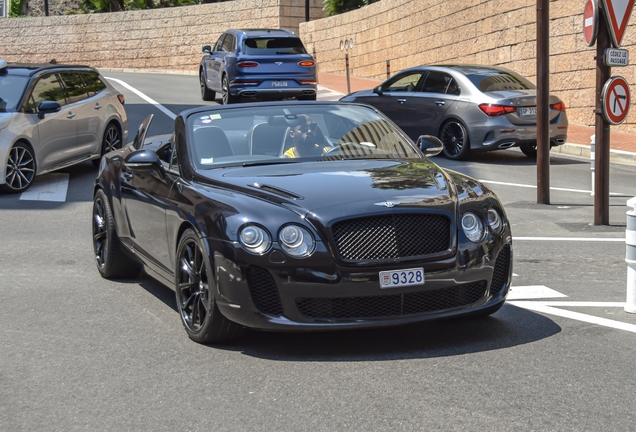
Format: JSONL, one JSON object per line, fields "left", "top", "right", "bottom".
{"left": 275, "top": 62, "right": 283, "bottom": 66}
{"left": 374, "top": 201, "right": 401, "bottom": 208}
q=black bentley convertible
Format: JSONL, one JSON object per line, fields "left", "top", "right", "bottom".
{"left": 92, "top": 101, "right": 512, "bottom": 343}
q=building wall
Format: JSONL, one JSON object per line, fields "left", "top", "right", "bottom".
{"left": 299, "top": 0, "right": 636, "bottom": 132}
{"left": 1, "top": 0, "right": 635, "bottom": 131}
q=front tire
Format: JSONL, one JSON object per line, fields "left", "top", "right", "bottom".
{"left": 440, "top": 120, "right": 471, "bottom": 160}
{"left": 175, "top": 229, "right": 243, "bottom": 343}
{"left": 1, "top": 142, "right": 36, "bottom": 193}
{"left": 519, "top": 143, "right": 539, "bottom": 158}
{"left": 200, "top": 70, "right": 216, "bottom": 101}
{"left": 92, "top": 189, "right": 140, "bottom": 279}
{"left": 93, "top": 123, "right": 122, "bottom": 167}
{"left": 221, "top": 75, "right": 239, "bottom": 105}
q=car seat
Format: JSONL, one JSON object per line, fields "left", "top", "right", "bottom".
{"left": 249, "top": 120, "right": 288, "bottom": 156}
{"left": 193, "top": 126, "right": 233, "bottom": 164}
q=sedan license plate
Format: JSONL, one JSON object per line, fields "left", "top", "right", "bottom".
{"left": 272, "top": 81, "right": 288, "bottom": 87}
{"left": 379, "top": 268, "right": 425, "bottom": 289}
{"left": 519, "top": 107, "right": 537, "bottom": 116}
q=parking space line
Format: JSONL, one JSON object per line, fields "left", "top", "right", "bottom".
{"left": 507, "top": 285, "right": 568, "bottom": 300}
{"left": 509, "top": 301, "right": 636, "bottom": 334}
{"left": 104, "top": 77, "right": 176, "bottom": 120}
{"left": 479, "top": 179, "right": 624, "bottom": 196}
{"left": 515, "top": 237, "right": 624, "bottom": 242}
{"left": 20, "top": 173, "right": 69, "bottom": 202}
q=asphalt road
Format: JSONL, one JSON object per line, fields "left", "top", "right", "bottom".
{"left": 2, "top": 72, "right": 636, "bottom": 431}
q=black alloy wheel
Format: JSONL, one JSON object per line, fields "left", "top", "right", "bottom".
{"left": 200, "top": 70, "right": 216, "bottom": 101}
{"left": 94, "top": 123, "right": 122, "bottom": 167}
{"left": 92, "top": 189, "right": 140, "bottom": 279}
{"left": 222, "top": 75, "right": 238, "bottom": 105}
{"left": 175, "top": 229, "right": 243, "bottom": 343}
{"left": 1, "top": 142, "right": 36, "bottom": 193}
{"left": 440, "top": 120, "right": 471, "bottom": 160}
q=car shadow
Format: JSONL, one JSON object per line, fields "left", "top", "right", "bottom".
{"left": 210, "top": 303, "right": 561, "bottom": 361}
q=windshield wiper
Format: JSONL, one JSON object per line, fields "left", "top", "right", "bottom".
{"left": 242, "top": 159, "right": 297, "bottom": 167}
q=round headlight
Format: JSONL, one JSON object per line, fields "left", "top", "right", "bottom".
{"left": 487, "top": 208, "right": 503, "bottom": 233}
{"left": 461, "top": 212, "right": 484, "bottom": 243}
{"left": 279, "top": 225, "right": 315, "bottom": 258}
{"left": 239, "top": 225, "right": 271, "bottom": 254}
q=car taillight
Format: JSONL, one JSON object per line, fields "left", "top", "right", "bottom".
{"left": 236, "top": 61, "right": 259, "bottom": 68}
{"left": 117, "top": 94, "right": 125, "bottom": 105}
{"left": 298, "top": 61, "right": 315, "bottom": 67}
{"left": 478, "top": 103, "right": 516, "bottom": 116}
{"left": 551, "top": 102, "right": 566, "bottom": 112}
{"left": 298, "top": 79, "right": 317, "bottom": 84}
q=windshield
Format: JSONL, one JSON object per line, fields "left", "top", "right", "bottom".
{"left": 186, "top": 104, "right": 421, "bottom": 170}
{"left": 465, "top": 70, "right": 536, "bottom": 92}
{"left": 242, "top": 37, "right": 307, "bottom": 55}
{"left": 0, "top": 75, "right": 29, "bottom": 112}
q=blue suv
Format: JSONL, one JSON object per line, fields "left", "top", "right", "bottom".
{"left": 199, "top": 29, "right": 317, "bottom": 104}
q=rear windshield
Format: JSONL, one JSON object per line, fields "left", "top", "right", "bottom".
{"left": 242, "top": 37, "right": 307, "bottom": 55}
{"left": 0, "top": 75, "right": 29, "bottom": 112}
{"left": 465, "top": 70, "right": 536, "bottom": 92}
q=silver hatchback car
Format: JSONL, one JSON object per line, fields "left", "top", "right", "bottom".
{"left": 0, "top": 59, "right": 128, "bottom": 193}
{"left": 341, "top": 64, "right": 568, "bottom": 160}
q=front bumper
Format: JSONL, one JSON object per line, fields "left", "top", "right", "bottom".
{"left": 209, "top": 235, "right": 513, "bottom": 331}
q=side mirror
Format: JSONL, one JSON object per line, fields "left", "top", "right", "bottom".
{"left": 37, "top": 100, "right": 61, "bottom": 119}
{"left": 124, "top": 149, "right": 165, "bottom": 178}
{"left": 373, "top": 85, "right": 383, "bottom": 96}
{"left": 416, "top": 135, "right": 444, "bottom": 157}
{"left": 202, "top": 45, "right": 212, "bottom": 53}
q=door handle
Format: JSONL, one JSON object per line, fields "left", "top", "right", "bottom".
{"left": 435, "top": 100, "right": 446, "bottom": 106}
{"left": 94, "top": 103, "right": 102, "bottom": 110}
{"left": 67, "top": 112, "right": 76, "bottom": 119}
{"left": 397, "top": 98, "right": 407, "bottom": 104}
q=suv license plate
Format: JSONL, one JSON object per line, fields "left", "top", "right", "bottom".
{"left": 272, "top": 81, "right": 288, "bottom": 87}
{"left": 520, "top": 107, "right": 537, "bottom": 116}
{"left": 379, "top": 268, "right": 425, "bottom": 289}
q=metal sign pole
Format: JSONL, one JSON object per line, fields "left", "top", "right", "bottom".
{"left": 537, "top": 0, "right": 550, "bottom": 204}
{"left": 595, "top": 5, "right": 611, "bottom": 225}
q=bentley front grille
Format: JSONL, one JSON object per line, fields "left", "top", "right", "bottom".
{"left": 296, "top": 280, "right": 487, "bottom": 320}
{"left": 332, "top": 213, "right": 451, "bottom": 261}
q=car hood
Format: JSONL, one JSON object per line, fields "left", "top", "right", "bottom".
{"left": 201, "top": 159, "right": 457, "bottom": 220}
{"left": 340, "top": 89, "right": 375, "bottom": 100}
{"left": 0, "top": 112, "right": 13, "bottom": 131}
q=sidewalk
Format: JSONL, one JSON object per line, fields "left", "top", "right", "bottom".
{"left": 318, "top": 72, "right": 636, "bottom": 165}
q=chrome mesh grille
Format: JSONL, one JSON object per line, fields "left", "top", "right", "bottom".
{"left": 296, "top": 281, "right": 487, "bottom": 320}
{"left": 332, "top": 214, "right": 451, "bottom": 261}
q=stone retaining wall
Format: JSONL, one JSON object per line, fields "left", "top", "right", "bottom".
{"left": 299, "top": 0, "right": 636, "bottom": 132}
{"left": 0, "top": 0, "right": 323, "bottom": 69}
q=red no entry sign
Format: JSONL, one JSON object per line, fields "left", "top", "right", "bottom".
{"left": 584, "top": 0, "right": 598, "bottom": 46}
{"left": 602, "top": 76, "right": 631, "bottom": 124}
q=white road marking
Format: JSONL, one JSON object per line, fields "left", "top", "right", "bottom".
{"left": 20, "top": 173, "right": 69, "bottom": 202}
{"left": 479, "top": 179, "right": 624, "bottom": 196}
{"left": 104, "top": 77, "right": 176, "bottom": 120}
{"left": 507, "top": 285, "right": 568, "bottom": 300}
{"left": 515, "top": 237, "right": 624, "bottom": 242}
{"left": 507, "top": 285, "right": 636, "bottom": 333}
{"left": 508, "top": 301, "right": 636, "bottom": 334}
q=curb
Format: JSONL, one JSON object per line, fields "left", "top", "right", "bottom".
{"left": 553, "top": 143, "right": 636, "bottom": 166}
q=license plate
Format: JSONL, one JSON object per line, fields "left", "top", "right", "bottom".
{"left": 272, "top": 81, "right": 288, "bottom": 87}
{"left": 519, "top": 107, "right": 537, "bottom": 116}
{"left": 379, "top": 267, "right": 425, "bottom": 289}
